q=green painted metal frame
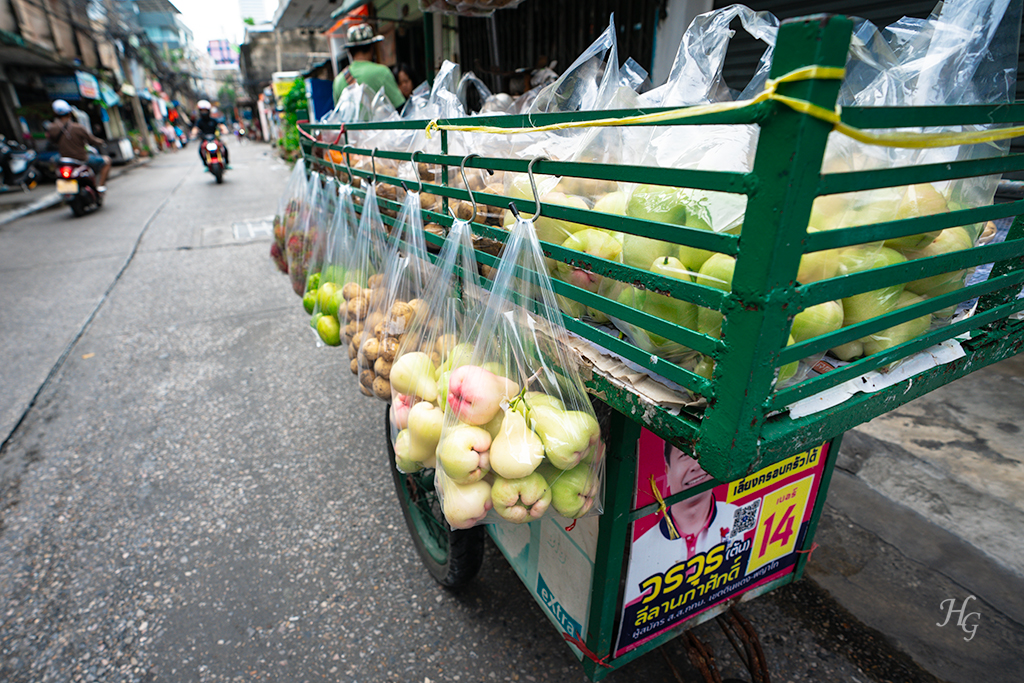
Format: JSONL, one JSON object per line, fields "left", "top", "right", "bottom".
{"left": 298, "top": 13, "right": 1024, "bottom": 680}
{"left": 300, "top": 13, "right": 1024, "bottom": 483}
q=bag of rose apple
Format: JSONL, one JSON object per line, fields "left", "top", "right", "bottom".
{"left": 356, "top": 185, "right": 434, "bottom": 402}
{"left": 434, "top": 208, "right": 606, "bottom": 529}
{"left": 308, "top": 182, "right": 359, "bottom": 347}
{"left": 388, "top": 217, "right": 487, "bottom": 473}
{"left": 271, "top": 158, "right": 308, "bottom": 274}
{"left": 339, "top": 179, "right": 390, "bottom": 395}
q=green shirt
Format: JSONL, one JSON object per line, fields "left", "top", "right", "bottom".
{"left": 333, "top": 60, "right": 406, "bottom": 109}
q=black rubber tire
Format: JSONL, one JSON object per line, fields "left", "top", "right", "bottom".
{"left": 385, "top": 406, "right": 484, "bottom": 589}
{"left": 70, "top": 196, "right": 86, "bottom": 217}
{"left": 214, "top": 166, "right": 224, "bottom": 184}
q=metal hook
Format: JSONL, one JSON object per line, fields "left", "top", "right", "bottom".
{"left": 508, "top": 156, "right": 546, "bottom": 224}
{"left": 461, "top": 153, "right": 480, "bottom": 224}
{"left": 409, "top": 150, "right": 423, "bottom": 194}
{"left": 342, "top": 145, "right": 355, "bottom": 183}
{"left": 370, "top": 147, "right": 379, "bottom": 185}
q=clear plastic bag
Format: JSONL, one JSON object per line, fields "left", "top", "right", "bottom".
{"left": 435, "top": 214, "right": 605, "bottom": 528}
{"left": 309, "top": 183, "right": 358, "bottom": 347}
{"left": 340, "top": 181, "right": 390, "bottom": 395}
{"left": 359, "top": 189, "right": 433, "bottom": 402}
{"left": 390, "top": 218, "right": 486, "bottom": 474}
{"left": 272, "top": 158, "right": 308, "bottom": 274}
{"left": 809, "top": 0, "right": 1017, "bottom": 365}
{"left": 285, "top": 170, "right": 323, "bottom": 297}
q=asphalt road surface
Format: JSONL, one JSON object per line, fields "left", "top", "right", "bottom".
{"left": 0, "top": 141, "right": 936, "bottom": 682}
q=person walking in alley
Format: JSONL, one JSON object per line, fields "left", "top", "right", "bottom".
{"left": 46, "top": 99, "right": 111, "bottom": 192}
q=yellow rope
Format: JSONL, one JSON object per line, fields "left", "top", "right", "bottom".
{"left": 425, "top": 64, "right": 1024, "bottom": 150}
{"left": 650, "top": 475, "right": 680, "bottom": 540}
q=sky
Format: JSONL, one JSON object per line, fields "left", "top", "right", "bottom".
{"left": 173, "top": 0, "right": 275, "bottom": 50}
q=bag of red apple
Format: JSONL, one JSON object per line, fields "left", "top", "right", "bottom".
{"left": 340, "top": 180, "right": 391, "bottom": 396}
{"left": 434, "top": 211, "right": 606, "bottom": 530}
{"left": 357, "top": 187, "right": 434, "bottom": 403}
{"left": 308, "top": 182, "right": 359, "bottom": 348}
{"left": 285, "top": 170, "right": 324, "bottom": 298}
{"left": 389, "top": 217, "right": 487, "bottom": 473}
{"left": 272, "top": 158, "right": 308, "bottom": 274}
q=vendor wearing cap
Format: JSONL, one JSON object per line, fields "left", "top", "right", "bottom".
{"left": 332, "top": 23, "right": 406, "bottom": 109}
{"left": 46, "top": 99, "right": 111, "bottom": 192}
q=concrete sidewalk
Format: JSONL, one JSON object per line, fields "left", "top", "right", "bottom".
{"left": 806, "top": 351, "right": 1024, "bottom": 683}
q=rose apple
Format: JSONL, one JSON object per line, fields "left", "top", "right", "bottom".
{"left": 489, "top": 410, "right": 546, "bottom": 479}
{"left": 491, "top": 472, "right": 552, "bottom": 523}
{"left": 529, "top": 405, "right": 601, "bottom": 470}
{"left": 447, "top": 365, "right": 520, "bottom": 426}
{"left": 837, "top": 246, "right": 906, "bottom": 326}
{"left": 440, "top": 475, "right": 492, "bottom": 529}
{"left": 437, "top": 424, "right": 492, "bottom": 484}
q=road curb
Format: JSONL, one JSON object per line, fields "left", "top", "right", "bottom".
{"left": 0, "top": 157, "right": 155, "bottom": 226}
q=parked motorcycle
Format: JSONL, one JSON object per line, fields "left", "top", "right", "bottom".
{"left": 56, "top": 157, "right": 103, "bottom": 217}
{"left": 201, "top": 134, "right": 226, "bottom": 184}
{"left": 0, "top": 135, "right": 39, "bottom": 191}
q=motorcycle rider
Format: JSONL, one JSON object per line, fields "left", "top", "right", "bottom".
{"left": 190, "top": 100, "right": 229, "bottom": 167}
{"left": 45, "top": 99, "right": 111, "bottom": 192}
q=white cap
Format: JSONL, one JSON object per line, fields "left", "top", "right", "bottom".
{"left": 197, "top": 99, "right": 211, "bottom": 110}
{"left": 52, "top": 99, "right": 72, "bottom": 115}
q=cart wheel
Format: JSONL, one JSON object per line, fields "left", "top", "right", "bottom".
{"left": 385, "top": 406, "right": 484, "bottom": 589}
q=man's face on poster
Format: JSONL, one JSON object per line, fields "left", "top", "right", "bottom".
{"left": 665, "top": 446, "right": 713, "bottom": 494}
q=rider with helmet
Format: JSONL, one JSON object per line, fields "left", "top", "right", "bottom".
{"left": 190, "top": 100, "right": 229, "bottom": 167}
{"left": 46, "top": 99, "right": 111, "bottom": 192}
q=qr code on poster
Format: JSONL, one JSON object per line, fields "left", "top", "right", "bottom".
{"left": 731, "top": 499, "right": 761, "bottom": 537}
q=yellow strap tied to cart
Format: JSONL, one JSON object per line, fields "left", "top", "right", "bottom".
{"left": 425, "top": 64, "right": 1024, "bottom": 150}
{"left": 650, "top": 475, "right": 680, "bottom": 540}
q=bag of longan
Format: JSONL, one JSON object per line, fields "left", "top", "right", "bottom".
{"left": 360, "top": 188, "right": 434, "bottom": 404}
{"left": 341, "top": 180, "right": 390, "bottom": 396}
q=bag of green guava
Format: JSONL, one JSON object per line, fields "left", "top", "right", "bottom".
{"left": 434, "top": 212, "right": 606, "bottom": 529}
{"left": 389, "top": 217, "right": 486, "bottom": 474}
{"left": 309, "top": 182, "right": 359, "bottom": 347}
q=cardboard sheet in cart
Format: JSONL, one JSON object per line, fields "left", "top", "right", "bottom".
{"left": 489, "top": 514, "right": 599, "bottom": 648}
{"left": 614, "top": 429, "right": 829, "bottom": 657}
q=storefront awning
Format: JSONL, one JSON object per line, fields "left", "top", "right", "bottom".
{"left": 273, "top": 0, "right": 351, "bottom": 31}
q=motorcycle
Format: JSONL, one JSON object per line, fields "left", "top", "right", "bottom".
{"left": 56, "top": 157, "right": 103, "bottom": 217}
{"left": 0, "top": 135, "right": 39, "bottom": 191}
{"left": 201, "top": 134, "right": 226, "bottom": 184}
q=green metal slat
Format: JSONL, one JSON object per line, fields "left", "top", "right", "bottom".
{"left": 800, "top": 238, "right": 1024, "bottom": 306}
{"left": 978, "top": 213, "right": 1024, "bottom": 314}
{"left": 840, "top": 102, "right": 1024, "bottom": 129}
{"left": 758, "top": 317, "right": 1024, "bottom": 461}
{"left": 770, "top": 296, "right": 1024, "bottom": 411}
{"left": 817, "top": 153, "right": 1024, "bottom": 196}
{"left": 803, "top": 200, "right": 1024, "bottom": 252}
{"left": 333, "top": 145, "right": 755, "bottom": 196}
{"left": 695, "top": 15, "right": 854, "bottom": 481}
{"left": 780, "top": 268, "right": 1024, "bottom": 365}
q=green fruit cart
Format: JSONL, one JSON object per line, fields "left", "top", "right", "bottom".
{"left": 299, "top": 14, "right": 1024, "bottom": 681}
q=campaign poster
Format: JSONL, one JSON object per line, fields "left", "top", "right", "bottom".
{"left": 614, "top": 429, "right": 829, "bottom": 657}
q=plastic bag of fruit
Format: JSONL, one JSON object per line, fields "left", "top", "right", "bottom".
{"left": 389, "top": 217, "right": 486, "bottom": 473}
{"left": 285, "top": 170, "right": 323, "bottom": 297}
{"left": 309, "top": 182, "right": 359, "bottom": 347}
{"left": 797, "top": 0, "right": 1016, "bottom": 366}
{"left": 271, "top": 158, "right": 308, "bottom": 274}
{"left": 357, "top": 187, "right": 434, "bottom": 402}
{"left": 341, "top": 180, "right": 391, "bottom": 395}
{"left": 434, "top": 211, "right": 606, "bottom": 529}
{"left": 296, "top": 174, "right": 337, "bottom": 307}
